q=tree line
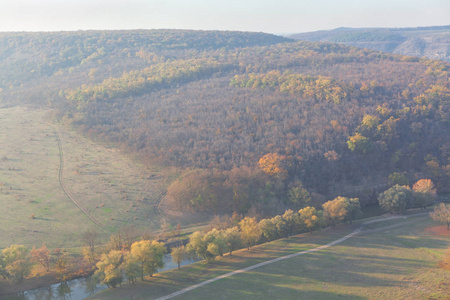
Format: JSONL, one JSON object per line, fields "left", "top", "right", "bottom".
{"left": 1, "top": 179, "right": 447, "bottom": 290}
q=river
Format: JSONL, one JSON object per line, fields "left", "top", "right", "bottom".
{"left": 3, "top": 255, "right": 198, "bottom": 300}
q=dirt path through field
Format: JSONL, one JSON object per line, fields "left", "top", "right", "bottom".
{"left": 156, "top": 213, "right": 428, "bottom": 300}
{"left": 54, "top": 128, "right": 105, "bottom": 227}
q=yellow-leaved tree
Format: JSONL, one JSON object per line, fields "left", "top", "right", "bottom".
{"left": 130, "top": 240, "right": 166, "bottom": 280}
{"left": 258, "top": 153, "right": 287, "bottom": 178}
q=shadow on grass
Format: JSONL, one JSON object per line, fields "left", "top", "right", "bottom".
{"left": 345, "top": 234, "right": 447, "bottom": 250}
{"left": 34, "top": 217, "right": 58, "bottom": 221}
{"left": 182, "top": 284, "right": 367, "bottom": 300}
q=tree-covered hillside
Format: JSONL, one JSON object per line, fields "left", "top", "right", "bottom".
{"left": 1, "top": 30, "right": 448, "bottom": 216}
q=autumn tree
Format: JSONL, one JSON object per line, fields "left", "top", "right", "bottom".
{"left": 299, "top": 206, "right": 323, "bottom": 233}
{"left": 360, "top": 114, "right": 380, "bottom": 133}
{"left": 52, "top": 248, "right": 70, "bottom": 280}
{"left": 239, "top": 217, "right": 261, "bottom": 249}
{"left": 167, "top": 169, "right": 219, "bottom": 212}
{"left": 31, "top": 244, "right": 51, "bottom": 272}
{"left": 2, "top": 245, "right": 31, "bottom": 283}
{"left": 430, "top": 203, "right": 450, "bottom": 230}
{"left": 130, "top": 240, "right": 166, "bottom": 279}
{"left": 439, "top": 247, "right": 450, "bottom": 270}
{"left": 82, "top": 228, "right": 98, "bottom": 260}
{"left": 323, "top": 197, "right": 350, "bottom": 226}
{"left": 258, "top": 153, "right": 287, "bottom": 178}
{"left": 378, "top": 185, "right": 412, "bottom": 213}
{"left": 412, "top": 179, "right": 437, "bottom": 208}
{"left": 94, "top": 250, "right": 124, "bottom": 288}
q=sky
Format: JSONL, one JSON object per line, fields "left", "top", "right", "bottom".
{"left": 0, "top": 0, "right": 449, "bottom": 34}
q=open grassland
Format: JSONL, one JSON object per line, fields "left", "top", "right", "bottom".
{"left": 0, "top": 106, "right": 168, "bottom": 249}
{"left": 90, "top": 213, "right": 449, "bottom": 300}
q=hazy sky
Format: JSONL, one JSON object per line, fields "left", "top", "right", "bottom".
{"left": 0, "top": 0, "right": 449, "bottom": 33}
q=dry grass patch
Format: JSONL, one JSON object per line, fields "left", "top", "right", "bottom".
{"left": 0, "top": 106, "right": 169, "bottom": 248}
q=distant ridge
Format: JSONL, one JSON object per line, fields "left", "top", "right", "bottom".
{"left": 289, "top": 25, "right": 450, "bottom": 62}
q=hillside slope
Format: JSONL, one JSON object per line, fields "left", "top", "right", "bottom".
{"left": 289, "top": 25, "right": 450, "bottom": 62}
{"left": 0, "top": 30, "right": 448, "bottom": 217}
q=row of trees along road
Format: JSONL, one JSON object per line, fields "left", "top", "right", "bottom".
{"left": 1, "top": 180, "right": 448, "bottom": 289}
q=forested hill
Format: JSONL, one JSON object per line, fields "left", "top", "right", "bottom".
{"left": 0, "top": 30, "right": 289, "bottom": 106}
{"left": 289, "top": 25, "right": 450, "bottom": 62}
{"left": 0, "top": 29, "right": 448, "bottom": 216}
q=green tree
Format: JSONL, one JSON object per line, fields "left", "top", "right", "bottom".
{"left": 282, "top": 209, "right": 302, "bottom": 236}
{"left": 187, "top": 230, "right": 223, "bottom": 263}
{"left": 239, "top": 217, "right": 261, "bottom": 249}
{"left": 224, "top": 227, "right": 241, "bottom": 255}
{"left": 204, "top": 229, "right": 227, "bottom": 257}
{"left": 378, "top": 185, "right": 412, "bottom": 213}
{"left": 388, "top": 172, "right": 409, "bottom": 186}
{"left": 171, "top": 245, "right": 187, "bottom": 269}
{"left": 346, "top": 198, "right": 362, "bottom": 224}
{"left": 0, "top": 254, "right": 7, "bottom": 279}
{"left": 94, "top": 250, "right": 123, "bottom": 288}
{"left": 122, "top": 252, "right": 140, "bottom": 284}
{"left": 431, "top": 203, "right": 450, "bottom": 230}
{"left": 187, "top": 231, "right": 208, "bottom": 260}
{"left": 259, "top": 218, "right": 278, "bottom": 242}
{"left": 271, "top": 215, "right": 288, "bottom": 238}
{"left": 130, "top": 240, "right": 166, "bottom": 279}
{"left": 347, "top": 133, "right": 371, "bottom": 153}
{"left": 287, "top": 182, "right": 311, "bottom": 209}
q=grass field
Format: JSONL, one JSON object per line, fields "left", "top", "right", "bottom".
{"left": 89, "top": 213, "right": 449, "bottom": 300}
{"left": 0, "top": 106, "right": 169, "bottom": 249}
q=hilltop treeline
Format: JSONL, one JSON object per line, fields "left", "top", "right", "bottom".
{"left": 0, "top": 30, "right": 448, "bottom": 215}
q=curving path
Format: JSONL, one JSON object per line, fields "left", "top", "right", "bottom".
{"left": 156, "top": 214, "right": 427, "bottom": 300}
{"left": 54, "top": 128, "right": 105, "bottom": 228}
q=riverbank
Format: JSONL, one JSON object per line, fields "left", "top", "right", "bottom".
{"left": 0, "top": 271, "right": 60, "bottom": 296}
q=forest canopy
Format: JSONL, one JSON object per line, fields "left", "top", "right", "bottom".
{"left": 0, "top": 29, "right": 448, "bottom": 215}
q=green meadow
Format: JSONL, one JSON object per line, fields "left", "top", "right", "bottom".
{"left": 90, "top": 213, "right": 449, "bottom": 300}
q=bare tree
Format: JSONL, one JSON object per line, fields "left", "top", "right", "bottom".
{"left": 82, "top": 228, "right": 98, "bottom": 257}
